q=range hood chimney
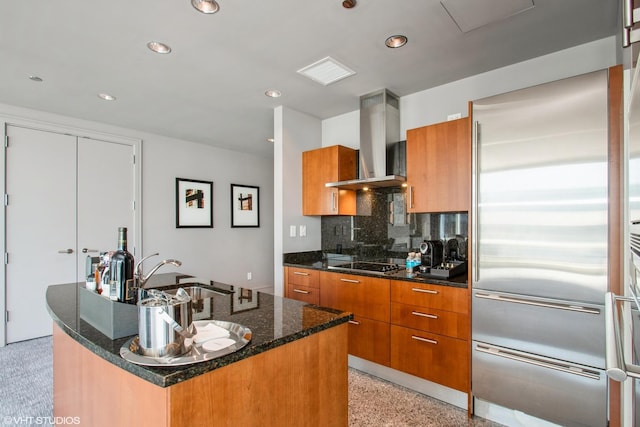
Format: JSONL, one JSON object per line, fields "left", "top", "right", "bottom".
{"left": 326, "top": 89, "right": 406, "bottom": 190}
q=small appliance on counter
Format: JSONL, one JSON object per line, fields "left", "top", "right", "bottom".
{"left": 418, "top": 240, "right": 444, "bottom": 268}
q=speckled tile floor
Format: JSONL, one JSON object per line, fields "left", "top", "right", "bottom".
{"left": 349, "top": 368, "right": 504, "bottom": 427}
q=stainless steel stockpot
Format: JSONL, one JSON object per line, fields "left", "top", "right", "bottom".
{"left": 137, "top": 289, "right": 193, "bottom": 357}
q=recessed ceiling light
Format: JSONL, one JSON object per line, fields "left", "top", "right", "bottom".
{"left": 385, "top": 35, "right": 408, "bottom": 48}
{"left": 98, "top": 93, "right": 116, "bottom": 101}
{"left": 191, "top": 0, "right": 219, "bottom": 14}
{"left": 28, "top": 75, "right": 43, "bottom": 82}
{"left": 147, "top": 41, "right": 172, "bottom": 54}
{"left": 265, "top": 90, "right": 282, "bottom": 98}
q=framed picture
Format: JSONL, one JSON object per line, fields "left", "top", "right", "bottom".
{"left": 176, "top": 178, "right": 213, "bottom": 228}
{"left": 231, "top": 184, "right": 259, "bottom": 228}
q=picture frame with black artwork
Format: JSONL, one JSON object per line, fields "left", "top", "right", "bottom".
{"left": 231, "top": 184, "right": 259, "bottom": 228}
{"left": 176, "top": 178, "right": 213, "bottom": 228}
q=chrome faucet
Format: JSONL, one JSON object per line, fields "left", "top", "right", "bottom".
{"left": 135, "top": 252, "right": 182, "bottom": 289}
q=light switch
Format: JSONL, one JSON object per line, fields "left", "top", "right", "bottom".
{"left": 299, "top": 225, "right": 307, "bottom": 237}
{"left": 289, "top": 225, "right": 297, "bottom": 237}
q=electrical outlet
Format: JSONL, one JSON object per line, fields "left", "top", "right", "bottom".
{"left": 299, "top": 225, "right": 306, "bottom": 237}
{"left": 447, "top": 113, "right": 462, "bottom": 121}
{"left": 289, "top": 225, "right": 296, "bottom": 237}
{"left": 247, "top": 272, "right": 252, "bottom": 280}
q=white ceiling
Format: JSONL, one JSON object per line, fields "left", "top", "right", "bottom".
{"left": 0, "top": 0, "right": 619, "bottom": 158}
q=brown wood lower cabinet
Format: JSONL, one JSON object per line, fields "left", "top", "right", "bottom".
{"left": 285, "top": 267, "right": 320, "bottom": 305}
{"left": 390, "top": 325, "right": 469, "bottom": 392}
{"left": 319, "top": 271, "right": 391, "bottom": 367}
{"left": 390, "top": 302, "right": 469, "bottom": 338}
{"left": 348, "top": 315, "right": 390, "bottom": 366}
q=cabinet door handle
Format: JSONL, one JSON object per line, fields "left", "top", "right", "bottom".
{"left": 58, "top": 248, "right": 74, "bottom": 254}
{"left": 411, "top": 311, "right": 438, "bottom": 319}
{"left": 82, "top": 248, "right": 99, "bottom": 253}
{"left": 409, "top": 186, "right": 414, "bottom": 209}
{"left": 472, "top": 120, "right": 480, "bottom": 283}
{"left": 348, "top": 320, "right": 360, "bottom": 325}
{"left": 293, "top": 271, "right": 310, "bottom": 276}
{"left": 412, "top": 335, "right": 438, "bottom": 345}
{"left": 332, "top": 192, "right": 337, "bottom": 211}
{"left": 411, "top": 287, "right": 438, "bottom": 294}
{"left": 340, "top": 278, "right": 361, "bottom": 283}
{"left": 293, "top": 289, "right": 310, "bottom": 294}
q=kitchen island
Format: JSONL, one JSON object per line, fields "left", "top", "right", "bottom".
{"left": 46, "top": 273, "right": 351, "bottom": 427}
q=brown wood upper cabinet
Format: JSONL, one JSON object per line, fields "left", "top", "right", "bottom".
{"left": 302, "top": 145, "right": 357, "bottom": 215}
{"left": 406, "top": 117, "right": 471, "bottom": 213}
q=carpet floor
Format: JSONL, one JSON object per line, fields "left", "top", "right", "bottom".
{"left": 0, "top": 336, "right": 502, "bottom": 426}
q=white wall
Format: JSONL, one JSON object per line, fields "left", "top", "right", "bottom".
{"left": 323, "top": 36, "right": 618, "bottom": 145}
{"left": 273, "top": 106, "right": 322, "bottom": 295}
{"left": 0, "top": 103, "right": 275, "bottom": 291}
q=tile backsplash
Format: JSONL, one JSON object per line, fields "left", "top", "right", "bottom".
{"left": 321, "top": 188, "right": 468, "bottom": 258}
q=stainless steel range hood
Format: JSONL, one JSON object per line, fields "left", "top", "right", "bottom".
{"left": 326, "top": 89, "right": 406, "bottom": 190}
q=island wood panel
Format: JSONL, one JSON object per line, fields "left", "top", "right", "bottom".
{"left": 53, "top": 322, "right": 348, "bottom": 427}
{"left": 53, "top": 324, "right": 168, "bottom": 427}
{"left": 168, "top": 323, "right": 348, "bottom": 427}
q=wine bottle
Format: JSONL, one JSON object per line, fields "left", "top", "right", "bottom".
{"left": 109, "top": 227, "right": 135, "bottom": 304}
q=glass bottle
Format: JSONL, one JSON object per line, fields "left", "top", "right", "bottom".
{"left": 109, "top": 227, "right": 135, "bottom": 304}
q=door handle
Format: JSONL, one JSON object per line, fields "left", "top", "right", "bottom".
{"left": 58, "top": 248, "right": 73, "bottom": 254}
{"left": 476, "top": 343, "right": 601, "bottom": 381}
{"left": 475, "top": 292, "right": 600, "bottom": 314}
{"left": 82, "top": 248, "right": 99, "bottom": 253}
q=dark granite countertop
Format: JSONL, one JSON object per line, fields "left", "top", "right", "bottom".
{"left": 283, "top": 251, "right": 468, "bottom": 289}
{"left": 46, "top": 273, "right": 351, "bottom": 388}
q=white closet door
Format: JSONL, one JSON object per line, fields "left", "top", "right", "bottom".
{"left": 77, "top": 138, "right": 135, "bottom": 282}
{"left": 5, "top": 125, "right": 76, "bottom": 343}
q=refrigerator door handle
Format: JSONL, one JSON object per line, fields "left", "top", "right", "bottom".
{"left": 604, "top": 292, "right": 640, "bottom": 381}
{"left": 472, "top": 120, "right": 479, "bottom": 284}
{"left": 474, "top": 291, "right": 600, "bottom": 314}
{"left": 475, "top": 343, "right": 602, "bottom": 381}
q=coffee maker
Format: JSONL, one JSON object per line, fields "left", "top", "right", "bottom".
{"left": 419, "top": 240, "right": 444, "bottom": 268}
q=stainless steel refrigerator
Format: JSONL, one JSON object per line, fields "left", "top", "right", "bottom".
{"left": 472, "top": 69, "right": 610, "bottom": 427}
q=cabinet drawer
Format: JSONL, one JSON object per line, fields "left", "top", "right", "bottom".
{"left": 286, "top": 283, "right": 320, "bottom": 305}
{"left": 286, "top": 267, "right": 320, "bottom": 288}
{"left": 390, "top": 325, "right": 469, "bottom": 392}
{"left": 391, "top": 302, "right": 469, "bottom": 340}
{"left": 348, "top": 316, "right": 390, "bottom": 367}
{"left": 320, "top": 272, "right": 390, "bottom": 322}
{"left": 391, "top": 281, "right": 468, "bottom": 314}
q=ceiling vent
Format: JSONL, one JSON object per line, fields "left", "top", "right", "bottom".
{"left": 440, "top": 0, "right": 534, "bottom": 33}
{"left": 297, "top": 56, "right": 356, "bottom": 86}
